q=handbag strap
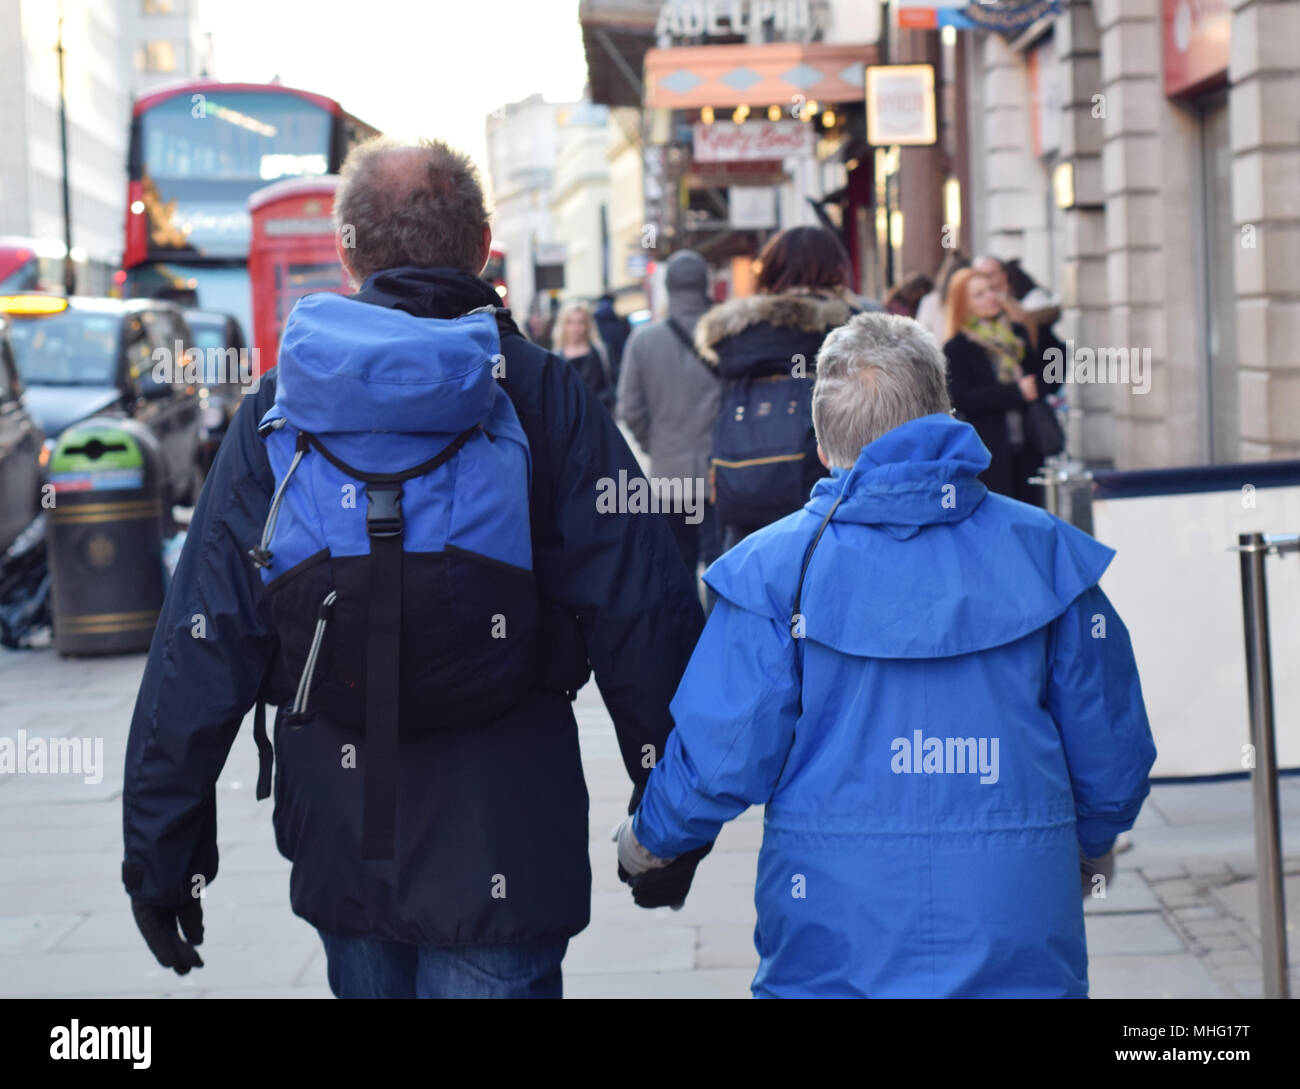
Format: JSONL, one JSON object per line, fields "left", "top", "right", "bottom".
{"left": 791, "top": 495, "right": 843, "bottom": 716}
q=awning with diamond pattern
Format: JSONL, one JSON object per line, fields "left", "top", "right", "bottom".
{"left": 644, "top": 42, "right": 878, "bottom": 110}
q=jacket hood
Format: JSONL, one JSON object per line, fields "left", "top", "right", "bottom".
{"left": 808, "top": 413, "right": 991, "bottom": 536}
{"left": 272, "top": 290, "right": 500, "bottom": 435}
{"left": 693, "top": 290, "right": 855, "bottom": 366}
{"left": 705, "top": 414, "right": 1115, "bottom": 659}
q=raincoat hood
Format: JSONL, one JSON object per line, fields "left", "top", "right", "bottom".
{"left": 705, "top": 413, "right": 1114, "bottom": 659}
{"left": 271, "top": 290, "right": 500, "bottom": 436}
{"left": 807, "top": 412, "right": 991, "bottom": 535}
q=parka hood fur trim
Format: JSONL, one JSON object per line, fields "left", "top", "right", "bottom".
{"left": 693, "top": 290, "right": 856, "bottom": 366}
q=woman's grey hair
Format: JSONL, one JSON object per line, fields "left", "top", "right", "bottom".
{"left": 334, "top": 136, "right": 490, "bottom": 284}
{"left": 812, "top": 312, "right": 952, "bottom": 468}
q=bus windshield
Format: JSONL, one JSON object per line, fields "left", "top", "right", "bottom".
{"left": 138, "top": 91, "right": 333, "bottom": 257}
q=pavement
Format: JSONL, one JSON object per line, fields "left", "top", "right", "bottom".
{"left": 1, "top": 641, "right": 1297, "bottom": 999}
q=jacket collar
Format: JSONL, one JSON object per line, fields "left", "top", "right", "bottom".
{"left": 355, "top": 265, "right": 522, "bottom": 336}
{"left": 807, "top": 414, "right": 991, "bottom": 539}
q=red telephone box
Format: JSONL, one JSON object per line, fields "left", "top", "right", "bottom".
{"left": 247, "top": 175, "right": 349, "bottom": 373}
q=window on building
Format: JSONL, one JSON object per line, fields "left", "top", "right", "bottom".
{"left": 142, "top": 0, "right": 175, "bottom": 14}
{"left": 138, "top": 40, "right": 177, "bottom": 72}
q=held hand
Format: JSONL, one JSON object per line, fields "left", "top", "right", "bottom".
{"left": 1018, "top": 374, "right": 1040, "bottom": 402}
{"left": 612, "top": 815, "right": 672, "bottom": 879}
{"left": 1079, "top": 849, "right": 1116, "bottom": 898}
{"left": 131, "top": 898, "right": 204, "bottom": 975}
{"left": 624, "top": 843, "right": 714, "bottom": 910}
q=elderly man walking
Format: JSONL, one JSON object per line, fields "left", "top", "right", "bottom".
{"left": 615, "top": 312, "right": 1156, "bottom": 998}
{"left": 122, "top": 137, "right": 705, "bottom": 998}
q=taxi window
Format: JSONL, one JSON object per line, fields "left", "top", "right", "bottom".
{"left": 8, "top": 311, "right": 120, "bottom": 387}
{"left": 125, "top": 315, "right": 157, "bottom": 395}
{"left": 0, "top": 337, "right": 20, "bottom": 405}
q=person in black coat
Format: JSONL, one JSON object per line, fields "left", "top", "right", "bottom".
{"left": 121, "top": 138, "right": 705, "bottom": 998}
{"left": 942, "top": 266, "right": 1062, "bottom": 505}
{"left": 593, "top": 294, "right": 631, "bottom": 388}
{"left": 693, "top": 226, "right": 881, "bottom": 551}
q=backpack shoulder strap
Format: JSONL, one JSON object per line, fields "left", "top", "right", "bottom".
{"left": 665, "top": 318, "right": 715, "bottom": 376}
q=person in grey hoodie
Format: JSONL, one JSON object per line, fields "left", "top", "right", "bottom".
{"left": 617, "top": 250, "right": 721, "bottom": 577}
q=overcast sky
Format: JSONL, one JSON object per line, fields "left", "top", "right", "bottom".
{"left": 198, "top": 0, "right": 590, "bottom": 177}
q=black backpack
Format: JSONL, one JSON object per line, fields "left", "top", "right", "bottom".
{"left": 710, "top": 372, "right": 820, "bottom": 531}
{"left": 665, "top": 315, "right": 817, "bottom": 530}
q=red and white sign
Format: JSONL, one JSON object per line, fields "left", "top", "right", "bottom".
{"left": 692, "top": 121, "right": 812, "bottom": 164}
{"left": 1163, "top": 0, "right": 1230, "bottom": 98}
{"left": 866, "top": 64, "right": 936, "bottom": 147}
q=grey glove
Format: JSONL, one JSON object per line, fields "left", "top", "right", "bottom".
{"left": 612, "top": 815, "right": 673, "bottom": 878}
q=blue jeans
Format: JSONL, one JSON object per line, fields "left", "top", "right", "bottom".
{"left": 318, "top": 930, "right": 569, "bottom": 999}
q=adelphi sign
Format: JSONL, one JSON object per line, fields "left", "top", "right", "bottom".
{"left": 656, "top": 0, "right": 813, "bottom": 38}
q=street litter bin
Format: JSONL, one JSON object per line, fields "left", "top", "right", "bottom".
{"left": 48, "top": 419, "right": 166, "bottom": 655}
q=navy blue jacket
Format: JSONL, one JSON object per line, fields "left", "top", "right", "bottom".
{"left": 122, "top": 267, "right": 704, "bottom": 944}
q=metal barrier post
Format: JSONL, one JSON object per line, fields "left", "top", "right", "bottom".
{"left": 1235, "top": 531, "right": 1294, "bottom": 999}
{"left": 1029, "top": 455, "right": 1092, "bottom": 519}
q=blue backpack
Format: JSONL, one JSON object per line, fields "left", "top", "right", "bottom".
{"left": 248, "top": 293, "right": 540, "bottom": 860}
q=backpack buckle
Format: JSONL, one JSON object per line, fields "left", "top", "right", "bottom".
{"left": 365, "top": 484, "right": 403, "bottom": 538}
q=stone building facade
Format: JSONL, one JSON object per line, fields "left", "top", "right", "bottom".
{"left": 964, "top": 0, "right": 1298, "bottom": 471}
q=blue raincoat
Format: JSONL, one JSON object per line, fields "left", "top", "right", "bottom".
{"left": 635, "top": 413, "right": 1156, "bottom": 997}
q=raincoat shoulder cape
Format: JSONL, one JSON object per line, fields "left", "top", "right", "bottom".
{"left": 636, "top": 413, "right": 1156, "bottom": 997}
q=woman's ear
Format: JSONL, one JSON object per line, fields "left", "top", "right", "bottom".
{"left": 817, "top": 445, "right": 831, "bottom": 469}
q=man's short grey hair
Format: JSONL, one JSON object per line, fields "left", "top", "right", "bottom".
{"left": 334, "top": 136, "right": 490, "bottom": 283}
{"left": 812, "top": 312, "right": 952, "bottom": 468}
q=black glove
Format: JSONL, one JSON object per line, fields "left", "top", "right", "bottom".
{"left": 620, "top": 841, "right": 713, "bottom": 910}
{"left": 1080, "top": 848, "right": 1116, "bottom": 898}
{"left": 131, "top": 898, "right": 204, "bottom": 975}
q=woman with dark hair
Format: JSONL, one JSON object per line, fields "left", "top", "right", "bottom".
{"left": 695, "top": 226, "right": 872, "bottom": 551}
{"left": 942, "top": 266, "right": 1062, "bottom": 505}
{"left": 884, "top": 272, "right": 935, "bottom": 319}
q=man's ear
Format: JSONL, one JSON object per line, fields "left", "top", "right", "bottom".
{"left": 335, "top": 232, "right": 358, "bottom": 290}
{"left": 477, "top": 223, "right": 493, "bottom": 276}
{"left": 817, "top": 445, "right": 831, "bottom": 469}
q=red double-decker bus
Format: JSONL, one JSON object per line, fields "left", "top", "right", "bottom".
{"left": 119, "top": 79, "right": 378, "bottom": 350}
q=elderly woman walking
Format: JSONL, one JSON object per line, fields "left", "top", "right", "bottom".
{"left": 615, "top": 312, "right": 1155, "bottom": 998}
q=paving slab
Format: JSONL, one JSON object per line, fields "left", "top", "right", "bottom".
{"left": 565, "top": 968, "right": 754, "bottom": 999}
{"left": 1085, "top": 912, "right": 1187, "bottom": 956}
{"left": 565, "top": 922, "right": 696, "bottom": 974}
{"left": 1088, "top": 954, "right": 1226, "bottom": 999}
